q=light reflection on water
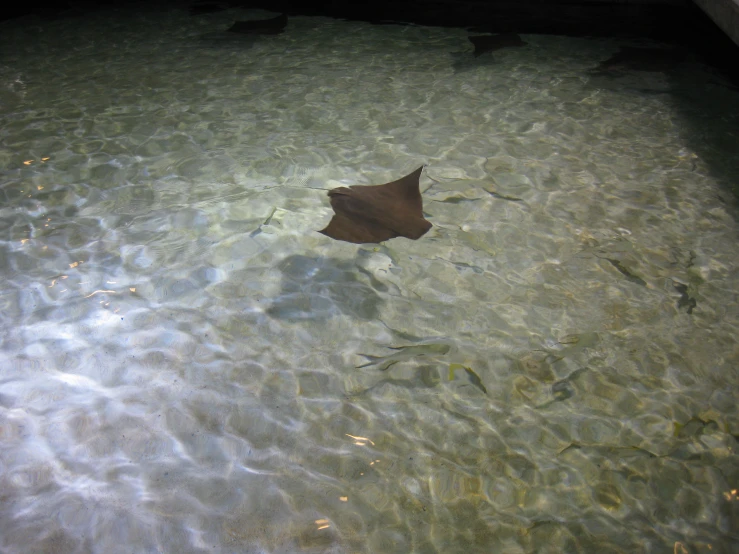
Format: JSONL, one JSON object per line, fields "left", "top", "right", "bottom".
{"left": 1, "top": 4, "right": 738, "bottom": 554}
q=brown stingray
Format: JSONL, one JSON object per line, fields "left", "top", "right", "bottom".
{"left": 595, "top": 46, "right": 688, "bottom": 72}
{"left": 319, "top": 166, "right": 432, "bottom": 244}
{"left": 227, "top": 13, "right": 288, "bottom": 35}
{"left": 468, "top": 33, "right": 527, "bottom": 58}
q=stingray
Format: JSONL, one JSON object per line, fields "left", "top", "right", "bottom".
{"left": 227, "top": 13, "right": 288, "bottom": 35}
{"left": 319, "top": 166, "right": 432, "bottom": 244}
{"left": 595, "top": 46, "right": 688, "bottom": 72}
{"left": 468, "top": 33, "right": 527, "bottom": 57}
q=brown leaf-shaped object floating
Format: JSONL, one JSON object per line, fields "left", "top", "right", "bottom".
{"left": 319, "top": 166, "right": 432, "bottom": 244}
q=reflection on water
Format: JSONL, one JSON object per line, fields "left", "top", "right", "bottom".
{"left": 1, "top": 4, "right": 738, "bottom": 554}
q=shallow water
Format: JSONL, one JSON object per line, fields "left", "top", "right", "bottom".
{"left": 1, "top": 5, "right": 738, "bottom": 554}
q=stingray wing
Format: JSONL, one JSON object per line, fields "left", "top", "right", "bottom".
{"left": 363, "top": 166, "right": 425, "bottom": 218}
{"left": 340, "top": 166, "right": 430, "bottom": 238}
{"left": 319, "top": 213, "right": 400, "bottom": 244}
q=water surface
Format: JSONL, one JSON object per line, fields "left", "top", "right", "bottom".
{"left": 1, "top": 5, "right": 738, "bottom": 553}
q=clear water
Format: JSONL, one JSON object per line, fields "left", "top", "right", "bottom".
{"left": 1, "top": 5, "right": 738, "bottom": 554}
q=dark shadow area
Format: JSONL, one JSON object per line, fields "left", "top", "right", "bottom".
{"left": 266, "top": 254, "right": 383, "bottom": 321}
{"left": 663, "top": 3, "right": 739, "bottom": 211}
{"left": 663, "top": 81, "right": 739, "bottom": 213}
{"left": 236, "top": 0, "right": 692, "bottom": 39}
{"left": 579, "top": 3, "right": 739, "bottom": 211}
{"left": 0, "top": 1, "right": 99, "bottom": 22}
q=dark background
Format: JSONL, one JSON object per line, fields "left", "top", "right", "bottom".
{"left": 3, "top": 1, "right": 736, "bottom": 68}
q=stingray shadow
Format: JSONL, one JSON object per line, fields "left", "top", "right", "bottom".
{"left": 266, "top": 255, "right": 383, "bottom": 322}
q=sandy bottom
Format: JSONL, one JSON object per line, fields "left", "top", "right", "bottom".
{"left": 0, "top": 5, "right": 737, "bottom": 553}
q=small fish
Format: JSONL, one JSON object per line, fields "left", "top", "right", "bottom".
{"left": 357, "top": 343, "right": 450, "bottom": 371}
{"left": 604, "top": 258, "right": 647, "bottom": 286}
{"left": 448, "top": 363, "right": 487, "bottom": 394}
{"left": 546, "top": 333, "right": 599, "bottom": 362}
{"left": 486, "top": 189, "right": 524, "bottom": 202}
